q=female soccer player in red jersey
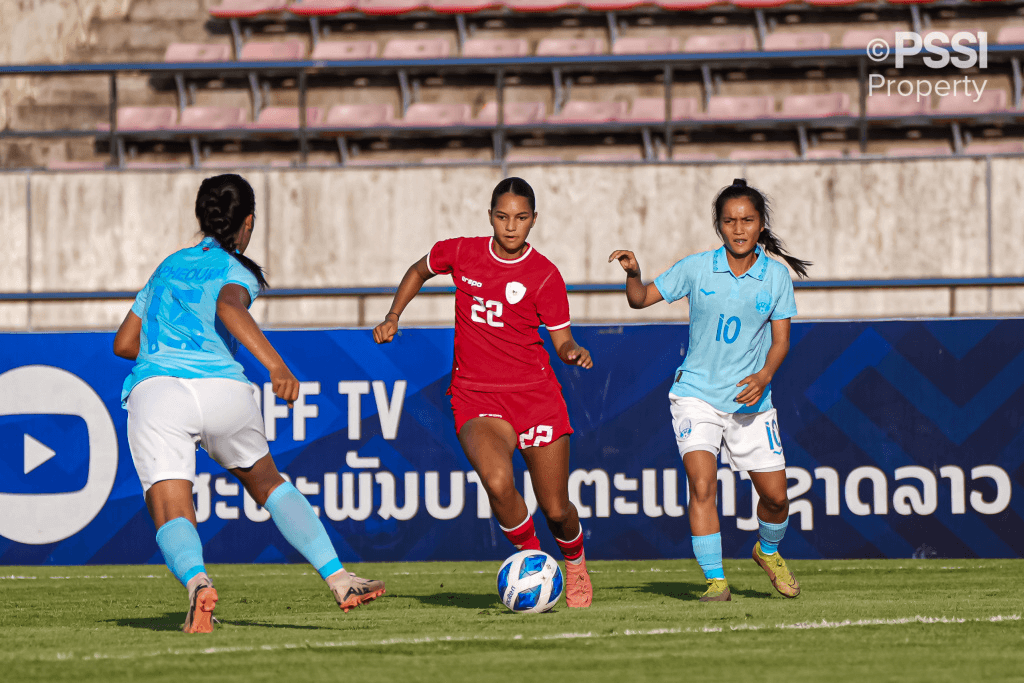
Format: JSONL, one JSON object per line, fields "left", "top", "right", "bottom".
{"left": 373, "top": 177, "right": 594, "bottom": 607}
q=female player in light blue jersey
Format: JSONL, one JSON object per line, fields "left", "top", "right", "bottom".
{"left": 610, "top": 178, "right": 810, "bottom": 602}
{"left": 113, "top": 174, "right": 384, "bottom": 632}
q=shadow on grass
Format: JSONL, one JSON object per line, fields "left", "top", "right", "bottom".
{"left": 640, "top": 581, "right": 772, "bottom": 602}
{"left": 104, "top": 614, "right": 322, "bottom": 631}
{"left": 409, "top": 592, "right": 503, "bottom": 610}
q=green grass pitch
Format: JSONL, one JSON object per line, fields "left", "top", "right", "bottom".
{"left": 2, "top": 559, "right": 1022, "bottom": 682}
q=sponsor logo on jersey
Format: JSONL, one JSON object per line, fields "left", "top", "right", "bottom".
{"left": 506, "top": 281, "right": 526, "bottom": 305}
{"left": 755, "top": 289, "right": 772, "bottom": 314}
{"left": 478, "top": 413, "right": 503, "bottom": 418}
{"left": 461, "top": 275, "right": 483, "bottom": 288}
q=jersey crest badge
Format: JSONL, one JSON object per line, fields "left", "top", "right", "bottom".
{"left": 506, "top": 281, "right": 526, "bottom": 305}
{"left": 678, "top": 418, "right": 692, "bottom": 440}
{"left": 755, "top": 289, "right": 772, "bottom": 314}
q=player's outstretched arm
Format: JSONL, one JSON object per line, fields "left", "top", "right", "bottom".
{"left": 217, "top": 283, "right": 299, "bottom": 408}
{"left": 608, "top": 250, "right": 664, "bottom": 309}
{"left": 373, "top": 255, "right": 434, "bottom": 344}
{"left": 548, "top": 327, "right": 593, "bottom": 369}
{"left": 736, "top": 317, "right": 791, "bottom": 406}
{"left": 113, "top": 311, "right": 142, "bottom": 360}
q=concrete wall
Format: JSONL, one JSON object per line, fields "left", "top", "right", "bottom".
{"left": 3, "top": 157, "right": 1019, "bottom": 330}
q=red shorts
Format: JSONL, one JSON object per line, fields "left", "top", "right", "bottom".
{"left": 449, "top": 383, "right": 573, "bottom": 450}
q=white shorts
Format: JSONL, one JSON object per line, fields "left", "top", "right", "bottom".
{"left": 669, "top": 395, "right": 785, "bottom": 473}
{"left": 126, "top": 376, "right": 268, "bottom": 492}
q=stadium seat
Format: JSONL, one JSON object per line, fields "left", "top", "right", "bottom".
{"left": 536, "top": 38, "right": 606, "bottom": 57}
{"left": 576, "top": 150, "right": 645, "bottom": 161}
{"left": 548, "top": 100, "right": 628, "bottom": 123}
{"left": 865, "top": 94, "right": 930, "bottom": 117}
{"left": 580, "top": 0, "right": 650, "bottom": 9}
{"left": 400, "top": 103, "right": 473, "bottom": 126}
{"left": 886, "top": 145, "right": 951, "bottom": 157}
{"left": 322, "top": 103, "right": 395, "bottom": 127}
{"left": 612, "top": 36, "right": 680, "bottom": 55}
{"left": 704, "top": 96, "right": 776, "bottom": 119}
{"left": 209, "top": 0, "right": 288, "bottom": 18}
{"left": 462, "top": 38, "right": 530, "bottom": 58}
{"left": 428, "top": 0, "right": 502, "bottom": 12}
{"left": 178, "top": 107, "right": 248, "bottom": 129}
{"left": 804, "top": 0, "right": 859, "bottom": 5}
{"left": 778, "top": 93, "right": 852, "bottom": 118}
{"left": 996, "top": 26, "right": 1024, "bottom": 45}
{"left": 623, "top": 97, "right": 699, "bottom": 121}
{"left": 357, "top": 0, "right": 427, "bottom": 14}
{"left": 840, "top": 29, "right": 897, "bottom": 49}
{"left": 964, "top": 141, "right": 1023, "bottom": 155}
{"left": 655, "top": 0, "right": 719, "bottom": 8}
{"left": 684, "top": 33, "right": 757, "bottom": 53}
{"left": 250, "top": 106, "right": 323, "bottom": 128}
{"left": 763, "top": 32, "right": 832, "bottom": 51}
{"left": 289, "top": 0, "right": 359, "bottom": 14}
{"left": 730, "top": 0, "right": 793, "bottom": 7}
{"left": 164, "top": 43, "right": 233, "bottom": 63}
{"left": 504, "top": 0, "right": 577, "bottom": 11}
{"left": 934, "top": 89, "right": 1007, "bottom": 114}
{"left": 311, "top": 40, "right": 379, "bottom": 60}
{"left": 728, "top": 148, "right": 797, "bottom": 160}
{"left": 671, "top": 151, "right": 719, "bottom": 161}
{"left": 382, "top": 39, "right": 452, "bottom": 59}
{"left": 803, "top": 149, "right": 847, "bottom": 159}
{"left": 474, "top": 101, "right": 547, "bottom": 125}
{"left": 239, "top": 40, "right": 307, "bottom": 61}
{"left": 107, "top": 107, "right": 178, "bottom": 131}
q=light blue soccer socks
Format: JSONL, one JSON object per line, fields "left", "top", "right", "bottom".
{"left": 758, "top": 516, "right": 789, "bottom": 555}
{"left": 264, "top": 482, "right": 344, "bottom": 580}
{"left": 155, "top": 517, "right": 207, "bottom": 587}
{"left": 692, "top": 532, "right": 725, "bottom": 580}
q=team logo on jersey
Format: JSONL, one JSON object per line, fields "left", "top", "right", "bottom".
{"left": 678, "top": 418, "right": 692, "bottom": 440}
{"left": 755, "top": 289, "right": 772, "bottom": 314}
{"left": 506, "top": 281, "right": 526, "bottom": 305}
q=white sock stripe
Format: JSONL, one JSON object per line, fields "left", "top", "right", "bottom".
{"left": 556, "top": 526, "right": 583, "bottom": 546}
{"left": 497, "top": 512, "right": 533, "bottom": 534}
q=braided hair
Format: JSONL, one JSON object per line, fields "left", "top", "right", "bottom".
{"left": 194, "top": 174, "right": 268, "bottom": 291}
{"left": 712, "top": 178, "right": 811, "bottom": 278}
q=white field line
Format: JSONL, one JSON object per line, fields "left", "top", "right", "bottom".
{"left": 31, "top": 614, "right": 1019, "bottom": 663}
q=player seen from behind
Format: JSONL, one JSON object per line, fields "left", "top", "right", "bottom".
{"left": 610, "top": 178, "right": 810, "bottom": 602}
{"left": 373, "top": 177, "right": 595, "bottom": 607}
{"left": 113, "top": 174, "right": 384, "bottom": 632}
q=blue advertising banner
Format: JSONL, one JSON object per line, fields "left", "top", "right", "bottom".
{"left": 0, "top": 320, "right": 1020, "bottom": 565}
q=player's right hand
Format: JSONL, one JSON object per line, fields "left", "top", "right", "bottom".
{"left": 373, "top": 318, "right": 398, "bottom": 344}
{"left": 609, "top": 250, "right": 641, "bottom": 277}
{"left": 270, "top": 365, "right": 300, "bottom": 408}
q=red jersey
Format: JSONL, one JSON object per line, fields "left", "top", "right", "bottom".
{"left": 428, "top": 236, "right": 571, "bottom": 392}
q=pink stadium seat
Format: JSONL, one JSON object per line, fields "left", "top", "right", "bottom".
{"left": 357, "top": 0, "right": 427, "bottom": 15}
{"left": 866, "top": 94, "right": 930, "bottom": 117}
{"left": 840, "top": 29, "right": 897, "bottom": 49}
{"left": 474, "top": 101, "right": 547, "bottom": 125}
{"left": 804, "top": 0, "right": 859, "bottom": 5}
{"left": 804, "top": 149, "right": 846, "bottom": 159}
{"left": 612, "top": 36, "right": 680, "bottom": 55}
{"left": 111, "top": 107, "right": 178, "bottom": 131}
{"left": 671, "top": 151, "right": 719, "bottom": 161}
{"left": 623, "top": 97, "right": 699, "bottom": 121}
{"left": 322, "top": 103, "right": 395, "bottom": 127}
{"left": 763, "top": 32, "right": 831, "bottom": 51}
{"left": 177, "top": 107, "right": 248, "bottom": 129}
{"left": 462, "top": 38, "right": 530, "bottom": 58}
{"left": 576, "top": 151, "right": 644, "bottom": 161}
{"left": 581, "top": 0, "right": 650, "bottom": 9}
{"left": 504, "top": 0, "right": 577, "bottom": 11}
{"left": 778, "top": 93, "right": 852, "bottom": 118}
{"left": 730, "top": 0, "right": 793, "bottom": 7}
{"left": 935, "top": 89, "right": 1008, "bottom": 114}
{"left": 548, "top": 101, "right": 628, "bottom": 123}
{"left": 401, "top": 103, "right": 473, "bottom": 126}
{"left": 209, "top": 0, "right": 288, "bottom": 18}
{"left": 382, "top": 39, "right": 451, "bottom": 59}
{"left": 536, "top": 38, "right": 606, "bottom": 57}
{"left": 886, "top": 146, "right": 951, "bottom": 157}
{"left": 684, "top": 33, "right": 757, "bottom": 53}
{"left": 289, "top": 0, "right": 359, "bottom": 14}
{"left": 704, "top": 96, "right": 775, "bottom": 119}
{"left": 655, "top": 0, "right": 719, "bottom": 8}
{"left": 428, "top": 0, "right": 502, "bottom": 12}
{"left": 250, "top": 106, "right": 323, "bottom": 128}
{"left": 997, "top": 26, "right": 1024, "bottom": 45}
{"left": 239, "top": 40, "right": 307, "bottom": 61}
{"left": 311, "top": 40, "right": 379, "bottom": 60}
{"left": 965, "top": 141, "right": 1023, "bottom": 155}
{"left": 164, "top": 43, "right": 233, "bottom": 62}
{"left": 728, "top": 149, "right": 797, "bottom": 160}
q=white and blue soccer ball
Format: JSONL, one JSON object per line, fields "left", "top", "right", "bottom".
{"left": 497, "top": 550, "right": 564, "bottom": 613}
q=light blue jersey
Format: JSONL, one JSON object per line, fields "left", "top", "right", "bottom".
{"left": 654, "top": 245, "right": 797, "bottom": 414}
{"left": 121, "top": 236, "right": 261, "bottom": 406}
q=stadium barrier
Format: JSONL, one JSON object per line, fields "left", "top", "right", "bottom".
{"left": 0, "top": 319, "right": 1020, "bottom": 565}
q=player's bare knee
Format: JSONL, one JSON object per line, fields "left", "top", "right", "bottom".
{"left": 689, "top": 479, "right": 717, "bottom": 506}
{"left": 760, "top": 495, "right": 788, "bottom": 516}
{"left": 539, "top": 499, "right": 573, "bottom": 526}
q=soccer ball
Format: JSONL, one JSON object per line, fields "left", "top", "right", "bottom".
{"left": 496, "top": 550, "right": 564, "bottom": 613}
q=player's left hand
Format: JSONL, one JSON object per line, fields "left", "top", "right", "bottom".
{"left": 735, "top": 371, "right": 770, "bottom": 406}
{"left": 564, "top": 344, "right": 593, "bottom": 369}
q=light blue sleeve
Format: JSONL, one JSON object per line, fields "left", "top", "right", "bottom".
{"left": 224, "top": 258, "right": 261, "bottom": 305}
{"left": 130, "top": 276, "right": 154, "bottom": 318}
{"left": 653, "top": 255, "right": 698, "bottom": 304}
{"left": 770, "top": 267, "right": 798, "bottom": 320}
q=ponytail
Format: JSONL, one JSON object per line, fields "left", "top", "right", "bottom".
{"left": 712, "top": 178, "right": 811, "bottom": 279}
{"left": 195, "top": 174, "right": 268, "bottom": 291}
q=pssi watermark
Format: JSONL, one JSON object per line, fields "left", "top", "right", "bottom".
{"left": 865, "top": 31, "right": 989, "bottom": 102}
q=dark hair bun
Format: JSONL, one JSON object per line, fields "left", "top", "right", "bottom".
{"left": 732, "top": 178, "right": 747, "bottom": 187}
